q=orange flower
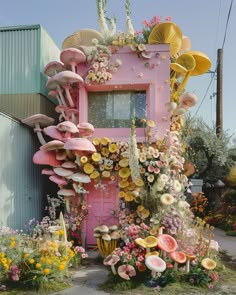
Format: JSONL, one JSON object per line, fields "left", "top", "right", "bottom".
{"left": 43, "top": 268, "right": 50, "bottom": 275}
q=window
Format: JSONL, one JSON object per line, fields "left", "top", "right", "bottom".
{"left": 88, "top": 91, "right": 146, "bottom": 128}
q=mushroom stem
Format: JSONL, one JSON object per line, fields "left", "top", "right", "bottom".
{"left": 174, "top": 262, "right": 178, "bottom": 271}
{"left": 111, "top": 265, "right": 117, "bottom": 275}
{"left": 186, "top": 259, "right": 190, "bottom": 273}
{"left": 151, "top": 270, "right": 157, "bottom": 278}
{"left": 54, "top": 93, "right": 62, "bottom": 105}
{"left": 57, "top": 85, "right": 67, "bottom": 106}
{"left": 34, "top": 122, "right": 47, "bottom": 145}
{"left": 64, "top": 86, "right": 75, "bottom": 107}
{"left": 70, "top": 63, "right": 76, "bottom": 73}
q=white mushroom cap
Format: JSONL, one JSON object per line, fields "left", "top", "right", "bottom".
{"left": 71, "top": 172, "right": 91, "bottom": 183}
{"left": 53, "top": 167, "right": 74, "bottom": 177}
{"left": 57, "top": 188, "right": 76, "bottom": 196}
{"left": 145, "top": 255, "right": 166, "bottom": 273}
{"left": 40, "top": 140, "right": 65, "bottom": 151}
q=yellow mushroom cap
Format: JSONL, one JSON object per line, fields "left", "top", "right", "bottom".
{"left": 201, "top": 258, "right": 217, "bottom": 270}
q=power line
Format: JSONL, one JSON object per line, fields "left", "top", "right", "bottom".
{"left": 193, "top": 0, "right": 233, "bottom": 118}
{"left": 222, "top": 0, "right": 233, "bottom": 49}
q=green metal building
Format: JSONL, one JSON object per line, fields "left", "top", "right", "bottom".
{"left": 0, "top": 24, "right": 59, "bottom": 120}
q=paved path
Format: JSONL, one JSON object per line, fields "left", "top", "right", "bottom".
{"left": 52, "top": 228, "right": 235, "bottom": 295}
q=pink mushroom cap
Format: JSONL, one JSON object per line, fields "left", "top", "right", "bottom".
{"left": 22, "top": 114, "right": 54, "bottom": 128}
{"left": 49, "top": 174, "right": 68, "bottom": 186}
{"left": 77, "top": 122, "right": 95, "bottom": 137}
{"left": 43, "top": 126, "right": 64, "bottom": 141}
{"left": 53, "top": 70, "right": 84, "bottom": 85}
{"left": 57, "top": 121, "right": 79, "bottom": 134}
{"left": 157, "top": 234, "right": 178, "bottom": 253}
{"left": 44, "top": 61, "right": 65, "bottom": 77}
{"left": 40, "top": 140, "right": 65, "bottom": 151}
{"left": 64, "top": 138, "right": 96, "bottom": 153}
{"left": 33, "top": 150, "right": 61, "bottom": 167}
{"left": 60, "top": 48, "right": 86, "bottom": 68}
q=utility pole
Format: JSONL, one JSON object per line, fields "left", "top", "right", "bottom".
{"left": 216, "top": 48, "right": 223, "bottom": 136}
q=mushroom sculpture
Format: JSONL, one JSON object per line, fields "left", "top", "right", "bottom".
{"left": 117, "top": 264, "right": 136, "bottom": 280}
{"left": 157, "top": 234, "right": 178, "bottom": 258}
{"left": 77, "top": 122, "right": 95, "bottom": 138}
{"left": 21, "top": 114, "right": 54, "bottom": 145}
{"left": 44, "top": 61, "right": 65, "bottom": 77}
{"left": 46, "top": 76, "right": 67, "bottom": 106}
{"left": 53, "top": 71, "right": 84, "bottom": 107}
{"left": 135, "top": 236, "right": 159, "bottom": 253}
{"left": 57, "top": 121, "right": 79, "bottom": 141}
{"left": 103, "top": 254, "right": 120, "bottom": 275}
{"left": 60, "top": 48, "right": 86, "bottom": 73}
{"left": 145, "top": 255, "right": 166, "bottom": 278}
{"left": 64, "top": 137, "right": 96, "bottom": 165}
{"left": 57, "top": 188, "right": 76, "bottom": 212}
{"left": 169, "top": 251, "right": 187, "bottom": 271}
{"left": 33, "top": 150, "right": 61, "bottom": 167}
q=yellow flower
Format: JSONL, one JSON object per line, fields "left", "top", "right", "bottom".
{"left": 59, "top": 230, "right": 64, "bottom": 236}
{"left": 101, "top": 147, "right": 109, "bottom": 157}
{"left": 43, "top": 268, "right": 50, "bottom": 275}
{"left": 118, "top": 191, "right": 126, "bottom": 198}
{"left": 92, "top": 138, "right": 100, "bottom": 145}
{"left": 24, "top": 253, "right": 29, "bottom": 259}
{"left": 125, "top": 192, "right": 134, "bottom": 202}
{"left": 109, "top": 143, "right": 117, "bottom": 153}
{"left": 40, "top": 257, "right": 46, "bottom": 263}
{"left": 80, "top": 156, "right": 88, "bottom": 164}
{"left": 1, "top": 258, "right": 7, "bottom": 264}
{"left": 0, "top": 252, "right": 5, "bottom": 258}
{"left": 36, "top": 263, "right": 41, "bottom": 269}
{"left": 3, "top": 264, "right": 9, "bottom": 270}
{"left": 28, "top": 259, "right": 35, "bottom": 264}
{"left": 100, "top": 137, "right": 111, "bottom": 145}
{"left": 119, "top": 158, "right": 129, "bottom": 167}
{"left": 102, "top": 171, "right": 111, "bottom": 178}
{"left": 119, "top": 167, "right": 131, "bottom": 178}
{"left": 90, "top": 170, "right": 100, "bottom": 179}
{"left": 58, "top": 264, "right": 65, "bottom": 271}
{"left": 83, "top": 163, "right": 95, "bottom": 174}
{"left": 92, "top": 152, "right": 101, "bottom": 162}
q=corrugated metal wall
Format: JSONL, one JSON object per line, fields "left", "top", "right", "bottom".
{"left": 0, "top": 25, "right": 61, "bottom": 116}
{"left": 0, "top": 25, "right": 40, "bottom": 94}
{"left": 0, "top": 112, "right": 47, "bottom": 230}
{"left": 0, "top": 93, "right": 58, "bottom": 121}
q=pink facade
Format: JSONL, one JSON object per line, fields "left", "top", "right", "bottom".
{"left": 77, "top": 44, "right": 170, "bottom": 142}
{"left": 76, "top": 45, "right": 171, "bottom": 247}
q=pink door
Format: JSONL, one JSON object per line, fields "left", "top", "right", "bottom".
{"left": 85, "top": 181, "right": 119, "bottom": 246}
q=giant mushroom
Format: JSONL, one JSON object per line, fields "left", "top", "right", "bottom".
{"left": 44, "top": 61, "right": 65, "bottom": 77}
{"left": 53, "top": 71, "right": 84, "bottom": 107}
{"left": 22, "top": 114, "right": 55, "bottom": 145}
{"left": 46, "top": 76, "right": 67, "bottom": 106}
{"left": 145, "top": 255, "right": 166, "bottom": 278}
{"left": 64, "top": 137, "right": 96, "bottom": 165}
{"left": 60, "top": 48, "right": 86, "bottom": 73}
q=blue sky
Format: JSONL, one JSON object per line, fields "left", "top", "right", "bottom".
{"left": 1, "top": 0, "right": 235, "bottom": 136}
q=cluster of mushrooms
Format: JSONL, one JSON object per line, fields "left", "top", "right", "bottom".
{"left": 103, "top": 232, "right": 217, "bottom": 280}
{"left": 93, "top": 224, "right": 120, "bottom": 257}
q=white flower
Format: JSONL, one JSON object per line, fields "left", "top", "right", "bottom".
{"left": 209, "top": 240, "right": 220, "bottom": 252}
{"left": 160, "top": 194, "right": 175, "bottom": 205}
{"left": 173, "top": 180, "right": 182, "bottom": 192}
{"left": 155, "top": 181, "right": 165, "bottom": 191}
{"left": 159, "top": 174, "right": 168, "bottom": 183}
{"left": 178, "top": 200, "right": 190, "bottom": 210}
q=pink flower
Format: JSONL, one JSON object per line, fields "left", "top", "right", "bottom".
{"left": 117, "top": 264, "right": 136, "bottom": 280}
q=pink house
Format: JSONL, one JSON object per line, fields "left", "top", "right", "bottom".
{"left": 73, "top": 44, "right": 171, "bottom": 247}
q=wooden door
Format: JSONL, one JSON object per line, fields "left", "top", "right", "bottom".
{"left": 85, "top": 181, "right": 119, "bottom": 246}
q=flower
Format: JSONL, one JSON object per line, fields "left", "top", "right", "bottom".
{"left": 160, "top": 194, "right": 175, "bottom": 205}
{"left": 117, "top": 264, "right": 136, "bottom": 280}
{"left": 173, "top": 180, "right": 182, "bottom": 192}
